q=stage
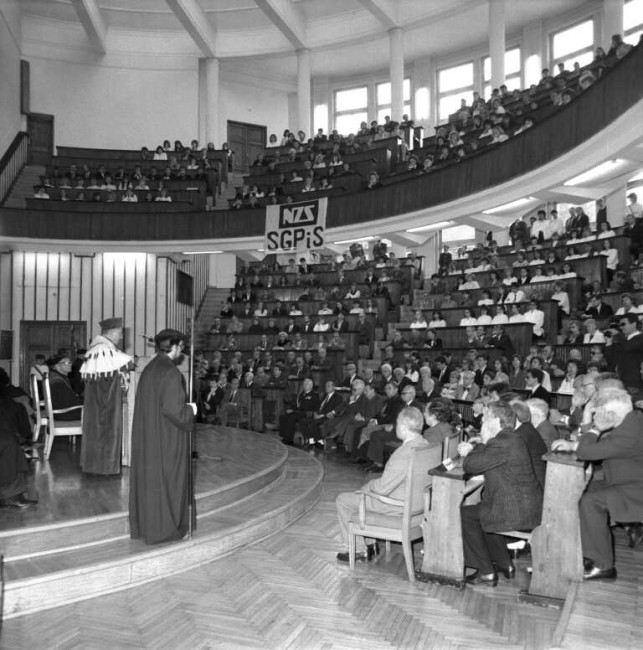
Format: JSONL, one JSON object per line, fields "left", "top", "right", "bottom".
{"left": 1, "top": 426, "right": 323, "bottom": 619}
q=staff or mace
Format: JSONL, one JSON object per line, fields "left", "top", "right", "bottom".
{"left": 187, "top": 312, "right": 196, "bottom": 539}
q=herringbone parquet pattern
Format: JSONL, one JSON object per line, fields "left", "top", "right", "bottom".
{"left": 2, "top": 453, "right": 635, "bottom": 650}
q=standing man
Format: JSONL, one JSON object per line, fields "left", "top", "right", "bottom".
{"left": 80, "top": 317, "right": 132, "bottom": 475}
{"left": 129, "top": 329, "right": 196, "bottom": 545}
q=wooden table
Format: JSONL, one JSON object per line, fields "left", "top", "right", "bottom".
{"left": 417, "top": 463, "right": 483, "bottom": 588}
{"left": 518, "top": 450, "right": 585, "bottom": 607}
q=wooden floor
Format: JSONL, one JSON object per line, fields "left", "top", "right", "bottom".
{"left": 1, "top": 446, "right": 640, "bottom": 649}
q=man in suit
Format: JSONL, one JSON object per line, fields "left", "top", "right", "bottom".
{"left": 338, "top": 362, "right": 359, "bottom": 393}
{"left": 526, "top": 398, "right": 560, "bottom": 450}
{"left": 218, "top": 377, "right": 249, "bottom": 427}
{"left": 341, "top": 383, "right": 385, "bottom": 455}
{"left": 553, "top": 388, "right": 643, "bottom": 580}
{"left": 474, "top": 355, "right": 491, "bottom": 388}
{"left": 298, "top": 380, "right": 344, "bottom": 444}
{"left": 505, "top": 398, "right": 547, "bottom": 490}
{"left": 365, "top": 385, "right": 422, "bottom": 472}
{"left": 525, "top": 368, "right": 551, "bottom": 404}
{"left": 605, "top": 313, "right": 643, "bottom": 394}
{"left": 433, "top": 356, "right": 450, "bottom": 384}
{"left": 459, "top": 400, "right": 543, "bottom": 585}
{"left": 356, "top": 312, "right": 374, "bottom": 358}
{"left": 455, "top": 371, "right": 481, "bottom": 401}
{"left": 201, "top": 377, "right": 225, "bottom": 423}
{"left": 300, "top": 315, "right": 315, "bottom": 335}
{"left": 322, "top": 378, "right": 367, "bottom": 446}
{"left": 279, "top": 378, "right": 320, "bottom": 444}
{"left": 487, "top": 324, "right": 515, "bottom": 358}
{"left": 335, "top": 406, "right": 430, "bottom": 562}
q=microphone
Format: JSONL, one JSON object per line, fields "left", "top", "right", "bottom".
{"left": 140, "top": 335, "right": 155, "bottom": 343}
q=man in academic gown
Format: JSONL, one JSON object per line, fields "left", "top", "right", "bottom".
{"left": 129, "top": 329, "right": 196, "bottom": 545}
{"left": 80, "top": 317, "right": 132, "bottom": 475}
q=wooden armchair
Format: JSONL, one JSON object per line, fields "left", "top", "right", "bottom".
{"left": 30, "top": 373, "right": 49, "bottom": 443}
{"left": 348, "top": 444, "right": 443, "bottom": 581}
{"left": 42, "top": 376, "right": 83, "bottom": 460}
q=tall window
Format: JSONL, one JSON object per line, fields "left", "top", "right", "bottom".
{"left": 436, "top": 62, "right": 474, "bottom": 123}
{"left": 624, "top": 0, "right": 643, "bottom": 44}
{"left": 334, "top": 86, "right": 368, "bottom": 135}
{"left": 376, "top": 79, "right": 412, "bottom": 124}
{"left": 551, "top": 19, "right": 595, "bottom": 70}
{"left": 483, "top": 47, "right": 522, "bottom": 98}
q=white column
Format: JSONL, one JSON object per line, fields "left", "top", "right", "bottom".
{"left": 602, "top": 0, "right": 625, "bottom": 49}
{"left": 522, "top": 21, "right": 544, "bottom": 86}
{"left": 198, "top": 57, "right": 220, "bottom": 147}
{"left": 297, "top": 48, "right": 312, "bottom": 138}
{"left": 312, "top": 76, "right": 330, "bottom": 135}
{"left": 488, "top": 0, "right": 506, "bottom": 89}
{"left": 389, "top": 27, "right": 405, "bottom": 122}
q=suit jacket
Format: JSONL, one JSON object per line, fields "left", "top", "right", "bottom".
{"left": 317, "top": 391, "right": 344, "bottom": 417}
{"left": 455, "top": 383, "right": 481, "bottom": 401}
{"left": 463, "top": 429, "right": 543, "bottom": 532}
{"left": 376, "top": 396, "right": 404, "bottom": 425}
{"left": 577, "top": 410, "right": 643, "bottom": 522}
{"left": 423, "top": 421, "right": 453, "bottom": 449}
{"left": 514, "top": 422, "right": 547, "bottom": 490}
{"left": 293, "top": 390, "right": 321, "bottom": 415}
{"left": 536, "top": 419, "right": 560, "bottom": 451}
{"left": 474, "top": 366, "right": 489, "bottom": 388}
{"left": 364, "top": 436, "right": 430, "bottom": 510}
{"left": 487, "top": 333, "right": 515, "bottom": 357}
{"left": 609, "top": 333, "right": 643, "bottom": 390}
{"left": 528, "top": 384, "right": 551, "bottom": 404}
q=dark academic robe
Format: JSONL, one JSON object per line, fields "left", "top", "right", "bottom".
{"left": 129, "top": 353, "right": 194, "bottom": 545}
{"left": 0, "top": 402, "right": 29, "bottom": 498}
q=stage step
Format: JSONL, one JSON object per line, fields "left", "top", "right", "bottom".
{"left": 2, "top": 442, "right": 322, "bottom": 619}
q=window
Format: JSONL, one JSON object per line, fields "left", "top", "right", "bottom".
{"left": 483, "top": 47, "right": 522, "bottom": 98}
{"left": 376, "top": 79, "right": 412, "bottom": 124}
{"left": 624, "top": 0, "right": 643, "bottom": 45}
{"left": 334, "top": 86, "right": 368, "bottom": 135}
{"left": 551, "top": 19, "right": 595, "bottom": 71}
{"left": 437, "top": 62, "right": 474, "bottom": 122}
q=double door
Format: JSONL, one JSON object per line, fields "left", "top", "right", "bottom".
{"left": 227, "top": 121, "right": 266, "bottom": 174}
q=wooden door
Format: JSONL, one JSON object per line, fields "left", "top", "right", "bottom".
{"left": 27, "top": 113, "right": 54, "bottom": 165}
{"left": 227, "top": 121, "right": 266, "bottom": 174}
{"left": 20, "top": 320, "right": 86, "bottom": 390}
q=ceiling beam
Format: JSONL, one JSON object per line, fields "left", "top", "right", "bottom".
{"left": 356, "top": 0, "right": 399, "bottom": 30}
{"left": 166, "top": 0, "right": 217, "bottom": 58}
{"left": 254, "top": 0, "right": 307, "bottom": 50}
{"left": 70, "top": 0, "right": 106, "bottom": 54}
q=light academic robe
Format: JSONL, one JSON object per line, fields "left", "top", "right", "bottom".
{"left": 129, "top": 353, "right": 194, "bottom": 544}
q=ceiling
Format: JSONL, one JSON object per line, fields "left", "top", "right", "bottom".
{"left": 20, "top": 0, "right": 592, "bottom": 78}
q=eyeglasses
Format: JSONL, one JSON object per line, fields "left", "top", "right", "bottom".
{"left": 619, "top": 322, "right": 629, "bottom": 327}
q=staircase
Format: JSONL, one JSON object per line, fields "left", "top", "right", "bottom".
{"left": 214, "top": 171, "right": 245, "bottom": 209}
{"left": 2, "top": 165, "right": 46, "bottom": 208}
{"left": 195, "top": 286, "right": 233, "bottom": 348}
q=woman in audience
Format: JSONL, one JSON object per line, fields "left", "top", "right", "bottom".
{"left": 428, "top": 310, "right": 447, "bottom": 328}
{"left": 558, "top": 360, "right": 580, "bottom": 395}
{"left": 501, "top": 268, "right": 517, "bottom": 286}
{"left": 423, "top": 399, "right": 460, "bottom": 448}
{"left": 403, "top": 359, "right": 420, "bottom": 384}
{"left": 459, "top": 273, "right": 480, "bottom": 291}
{"left": 600, "top": 239, "right": 619, "bottom": 283}
{"left": 508, "top": 303, "right": 524, "bottom": 323}
{"left": 46, "top": 355, "right": 83, "bottom": 421}
{"left": 440, "top": 371, "right": 462, "bottom": 399}
{"left": 477, "top": 305, "right": 493, "bottom": 325}
{"left": 153, "top": 146, "right": 167, "bottom": 161}
{"left": 565, "top": 245, "right": 583, "bottom": 260}
{"left": 558, "top": 262, "right": 577, "bottom": 278}
{"left": 477, "top": 289, "right": 494, "bottom": 306}
{"left": 615, "top": 293, "right": 642, "bottom": 316}
{"left": 493, "top": 358, "right": 510, "bottom": 384}
{"left": 597, "top": 221, "right": 616, "bottom": 239}
{"left": 508, "top": 354, "right": 526, "bottom": 388}
{"left": 529, "top": 250, "right": 545, "bottom": 266}
{"left": 583, "top": 318, "right": 606, "bottom": 344}
{"left": 490, "top": 125, "right": 509, "bottom": 144}
{"left": 512, "top": 252, "right": 528, "bottom": 267}
{"left": 410, "top": 310, "right": 428, "bottom": 330}
{"left": 460, "top": 308, "right": 477, "bottom": 327}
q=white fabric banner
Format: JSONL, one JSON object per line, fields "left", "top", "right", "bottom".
{"left": 264, "top": 197, "right": 327, "bottom": 253}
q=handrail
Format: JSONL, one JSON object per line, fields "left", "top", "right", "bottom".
{"left": 0, "top": 132, "right": 28, "bottom": 207}
{"left": 0, "top": 44, "right": 642, "bottom": 241}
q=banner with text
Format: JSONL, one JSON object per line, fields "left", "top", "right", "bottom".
{"left": 264, "top": 197, "right": 327, "bottom": 253}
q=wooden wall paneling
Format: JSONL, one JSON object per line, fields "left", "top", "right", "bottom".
{"left": 46, "top": 253, "right": 60, "bottom": 321}
{"left": 155, "top": 256, "right": 168, "bottom": 335}
{"left": 0, "top": 253, "right": 13, "bottom": 330}
{"left": 102, "top": 253, "right": 115, "bottom": 325}
{"left": 133, "top": 254, "right": 147, "bottom": 358}
{"left": 21, "top": 253, "right": 35, "bottom": 321}
{"left": 144, "top": 254, "right": 156, "bottom": 350}
{"left": 57, "top": 253, "right": 71, "bottom": 323}
{"left": 91, "top": 254, "right": 104, "bottom": 340}
{"left": 122, "top": 256, "right": 136, "bottom": 357}
{"left": 11, "top": 253, "right": 25, "bottom": 383}
{"left": 78, "top": 256, "right": 93, "bottom": 329}
{"left": 34, "top": 253, "right": 48, "bottom": 320}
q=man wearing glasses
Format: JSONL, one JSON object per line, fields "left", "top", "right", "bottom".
{"left": 605, "top": 314, "right": 643, "bottom": 394}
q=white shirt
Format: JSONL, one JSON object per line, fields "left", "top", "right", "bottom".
{"left": 491, "top": 314, "right": 509, "bottom": 324}
{"left": 477, "top": 298, "right": 494, "bottom": 306}
{"left": 509, "top": 314, "right": 525, "bottom": 323}
{"left": 547, "top": 218, "right": 566, "bottom": 239}
{"left": 428, "top": 319, "right": 446, "bottom": 328}
{"left": 551, "top": 291, "right": 570, "bottom": 315}
{"left": 597, "top": 230, "right": 616, "bottom": 239}
{"left": 583, "top": 331, "right": 606, "bottom": 344}
{"left": 460, "top": 317, "right": 478, "bottom": 326}
{"left": 523, "top": 308, "right": 545, "bottom": 336}
{"left": 459, "top": 281, "right": 480, "bottom": 291}
{"left": 476, "top": 315, "right": 493, "bottom": 325}
{"left": 600, "top": 249, "right": 619, "bottom": 270}
{"left": 505, "top": 289, "right": 526, "bottom": 303}
{"left": 531, "top": 220, "right": 547, "bottom": 240}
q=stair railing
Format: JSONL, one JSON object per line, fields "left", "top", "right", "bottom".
{"left": 0, "top": 132, "right": 29, "bottom": 207}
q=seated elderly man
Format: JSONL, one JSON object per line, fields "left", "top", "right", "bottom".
{"left": 553, "top": 388, "right": 643, "bottom": 580}
{"left": 525, "top": 398, "right": 560, "bottom": 450}
{"left": 335, "top": 407, "right": 429, "bottom": 562}
{"left": 459, "top": 401, "right": 543, "bottom": 586}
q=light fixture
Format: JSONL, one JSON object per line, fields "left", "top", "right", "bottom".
{"left": 406, "top": 220, "right": 455, "bottom": 233}
{"left": 482, "top": 197, "right": 538, "bottom": 214}
{"left": 564, "top": 159, "right": 627, "bottom": 186}
{"left": 181, "top": 250, "right": 223, "bottom": 254}
{"left": 333, "top": 236, "right": 376, "bottom": 245}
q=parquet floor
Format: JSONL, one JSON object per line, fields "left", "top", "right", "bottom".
{"left": 1, "top": 450, "right": 639, "bottom": 650}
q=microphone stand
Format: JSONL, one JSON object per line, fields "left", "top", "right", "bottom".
{"left": 187, "top": 312, "right": 196, "bottom": 539}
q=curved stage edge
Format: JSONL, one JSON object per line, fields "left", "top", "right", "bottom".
{"left": 1, "top": 427, "right": 323, "bottom": 619}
